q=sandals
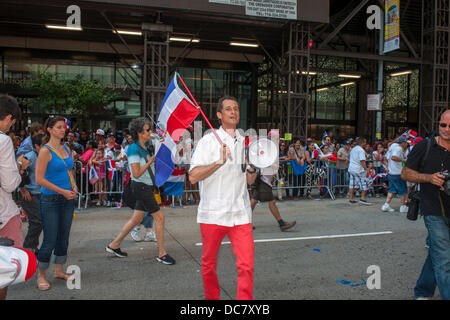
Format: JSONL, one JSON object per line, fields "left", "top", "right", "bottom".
{"left": 37, "top": 277, "right": 51, "bottom": 291}
{"left": 53, "top": 272, "right": 76, "bottom": 282}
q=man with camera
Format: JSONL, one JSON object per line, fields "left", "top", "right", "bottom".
{"left": 401, "top": 109, "right": 450, "bottom": 300}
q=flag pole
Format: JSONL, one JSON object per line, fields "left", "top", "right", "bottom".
{"left": 176, "top": 73, "right": 224, "bottom": 146}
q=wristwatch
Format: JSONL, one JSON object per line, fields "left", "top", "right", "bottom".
{"left": 16, "top": 160, "right": 23, "bottom": 169}
{"left": 246, "top": 165, "right": 256, "bottom": 174}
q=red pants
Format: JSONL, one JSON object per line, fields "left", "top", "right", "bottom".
{"left": 200, "top": 223, "right": 254, "bottom": 300}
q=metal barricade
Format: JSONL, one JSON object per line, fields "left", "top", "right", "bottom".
{"left": 273, "top": 160, "right": 335, "bottom": 200}
{"left": 74, "top": 159, "right": 390, "bottom": 209}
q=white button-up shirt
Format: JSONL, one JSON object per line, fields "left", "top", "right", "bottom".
{"left": 190, "top": 127, "right": 252, "bottom": 227}
{"left": 0, "top": 132, "right": 22, "bottom": 229}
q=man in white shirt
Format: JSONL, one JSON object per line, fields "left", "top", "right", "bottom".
{"left": 348, "top": 137, "right": 371, "bottom": 205}
{"left": 189, "top": 96, "right": 257, "bottom": 300}
{"left": 381, "top": 136, "right": 409, "bottom": 212}
{"left": 0, "top": 94, "right": 30, "bottom": 300}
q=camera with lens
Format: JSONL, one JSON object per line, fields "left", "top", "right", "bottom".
{"left": 441, "top": 172, "right": 450, "bottom": 196}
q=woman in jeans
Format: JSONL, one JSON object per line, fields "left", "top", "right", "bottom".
{"left": 35, "top": 116, "right": 78, "bottom": 290}
{"left": 106, "top": 117, "right": 175, "bottom": 265}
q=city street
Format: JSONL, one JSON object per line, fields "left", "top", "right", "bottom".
{"left": 7, "top": 195, "right": 438, "bottom": 300}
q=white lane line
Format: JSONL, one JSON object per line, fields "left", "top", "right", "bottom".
{"left": 194, "top": 231, "right": 393, "bottom": 246}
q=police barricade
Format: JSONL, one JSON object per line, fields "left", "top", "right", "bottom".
{"left": 74, "top": 160, "right": 127, "bottom": 210}
{"left": 273, "top": 159, "right": 388, "bottom": 201}
{"left": 74, "top": 160, "right": 389, "bottom": 209}
{"left": 273, "top": 160, "right": 335, "bottom": 200}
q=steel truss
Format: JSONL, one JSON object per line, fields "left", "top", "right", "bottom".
{"left": 281, "top": 22, "right": 311, "bottom": 140}
{"left": 142, "top": 28, "right": 171, "bottom": 122}
{"left": 420, "top": 0, "right": 450, "bottom": 136}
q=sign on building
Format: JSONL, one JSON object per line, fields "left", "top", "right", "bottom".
{"left": 245, "top": 0, "right": 297, "bottom": 20}
{"left": 209, "top": 0, "right": 246, "bottom": 6}
{"left": 383, "top": 0, "right": 400, "bottom": 53}
{"left": 367, "top": 93, "right": 382, "bottom": 111}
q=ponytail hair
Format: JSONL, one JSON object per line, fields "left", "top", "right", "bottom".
{"left": 43, "top": 115, "right": 65, "bottom": 143}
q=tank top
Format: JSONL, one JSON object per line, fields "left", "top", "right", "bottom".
{"left": 41, "top": 145, "right": 74, "bottom": 195}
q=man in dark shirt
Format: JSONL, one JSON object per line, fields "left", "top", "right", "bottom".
{"left": 401, "top": 109, "right": 450, "bottom": 300}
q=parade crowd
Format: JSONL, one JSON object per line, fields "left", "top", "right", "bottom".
{"left": 1, "top": 93, "right": 448, "bottom": 301}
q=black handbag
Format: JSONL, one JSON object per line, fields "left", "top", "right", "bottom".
{"left": 406, "top": 190, "right": 420, "bottom": 221}
{"left": 122, "top": 179, "right": 136, "bottom": 209}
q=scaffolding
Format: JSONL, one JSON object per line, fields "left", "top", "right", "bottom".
{"left": 420, "top": 0, "right": 450, "bottom": 136}
{"left": 142, "top": 24, "right": 172, "bottom": 122}
{"left": 281, "top": 22, "right": 311, "bottom": 141}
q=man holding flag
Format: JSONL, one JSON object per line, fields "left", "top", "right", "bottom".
{"left": 189, "top": 96, "right": 257, "bottom": 300}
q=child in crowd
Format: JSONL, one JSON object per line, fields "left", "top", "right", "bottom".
{"left": 366, "top": 161, "right": 376, "bottom": 197}
{"left": 91, "top": 148, "right": 107, "bottom": 206}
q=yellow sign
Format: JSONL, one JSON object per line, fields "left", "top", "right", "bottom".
{"left": 284, "top": 133, "right": 292, "bottom": 141}
{"left": 384, "top": 0, "right": 400, "bottom": 53}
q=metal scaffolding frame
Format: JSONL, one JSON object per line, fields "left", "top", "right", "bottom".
{"left": 142, "top": 25, "right": 171, "bottom": 122}
{"left": 281, "top": 22, "right": 311, "bottom": 140}
{"left": 420, "top": 0, "right": 450, "bottom": 136}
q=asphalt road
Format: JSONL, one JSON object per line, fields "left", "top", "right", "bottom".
{"left": 7, "top": 195, "right": 439, "bottom": 300}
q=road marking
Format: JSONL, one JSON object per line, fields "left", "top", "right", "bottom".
{"left": 194, "top": 231, "right": 393, "bottom": 246}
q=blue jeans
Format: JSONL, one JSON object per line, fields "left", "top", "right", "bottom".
{"left": 414, "top": 215, "right": 450, "bottom": 300}
{"left": 37, "top": 194, "right": 75, "bottom": 270}
{"left": 141, "top": 213, "right": 154, "bottom": 228}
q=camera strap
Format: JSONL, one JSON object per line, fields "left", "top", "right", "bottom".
{"left": 438, "top": 193, "right": 450, "bottom": 228}
{"left": 135, "top": 142, "right": 159, "bottom": 194}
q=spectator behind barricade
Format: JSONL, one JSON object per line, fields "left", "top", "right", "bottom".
{"left": 289, "top": 138, "right": 305, "bottom": 200}
{"left": 79, "top": 140, "right": 97, "bottom": 165}
{"left": 364, "top": 143, "right": 373, "bottom": 161}
{"left": 124, "top": 134, "right": 133, "bottom": 151}
{"left": 182, "top": 134, "right": 200, "bottom": 205}
{"left": 121, "top": 129, "right": 130, "bottom": 147}
{"left": 318, "top": 144, "right": 336, "bottom": 198}
{"left": 109, "top": 144, "right": 127, "bottom": 207}
{"left": 372, "top": 143, "right": 385, "bottom": 174}
{"left": 321, "top": 135, "right": 334, "bottom": 153}
{"left": 0, "top": 94, "right": 31, "bottom": 300}
{"left": 79, "top": 130, "right": 88, "bottom": 149}
{"left": 19, "top": 133, "right": 45, "bottom": 254}
{"left": 302, "top": 141, "right": 322, "bottom": 200}
{"left": 278, "top": 140, "right": 290, "bottom": 200}
{"left": 336, "top": 140, "right": 351, "bottom": 197}
{"left": 106, "top": 132, "right": 117, "bottom": 152}
{"left": 95, "top": 128, "right": 105, "bottom": 144}
{"left": 348, "top": 137, "right": 371, "bottom": 205}
{"left": 16, "top": 122, "right": 44, "bottom": 157}
{"left": 90, "top": 148, "right": 107, "bottom": 206}
{"left": 381, "top": 136, "right": 409, "bottom": 213}
{"left": 35, "top": 115, "right": 77, "bottom": 291}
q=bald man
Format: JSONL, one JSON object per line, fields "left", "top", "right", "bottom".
{"left": 401, "top": 109, "right": 450, "bottom": 300}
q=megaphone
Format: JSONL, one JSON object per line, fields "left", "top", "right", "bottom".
{"left": 247, "top": 137, "right": 278, "bottom": 168}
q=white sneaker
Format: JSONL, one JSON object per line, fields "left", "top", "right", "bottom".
{"left": 400, "top": 205, "right": 409, "bottom": 213}
{"left": 130, "top": 226, "right": 142, "bottom": 242}
{"left": 144, "top": 232, "right": 157, "bottom": 242}
{"left": 381, "top": 203, "right": 395, "bottom": 212}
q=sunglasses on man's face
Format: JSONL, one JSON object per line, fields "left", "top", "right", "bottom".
{"left": 439, "top": 123, "right": 450, "bottom": 128}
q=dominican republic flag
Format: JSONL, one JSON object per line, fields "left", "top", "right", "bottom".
{"left": 64, "top": 118, "right": 71, "bottom": 131}
{"left": 371, "top": 172, "right": 388, "bottom": 185}
{"left": 89, "top": 166, "right": 99, "bottom": 185}
{"left": 162, "top": 168, "right": 186, "bottom": 197}
{"left": 401, "top": 129, "right": 417, "bottom": 139}
{"left": 105, "top": 160, "right": 116, "bottom": 181}
{"left": 154, "top": 73, "right": 200, "bottom": 187}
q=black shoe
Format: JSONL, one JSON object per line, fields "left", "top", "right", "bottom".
{"left": 106, "top": 245, "right": 128, "bottom": 258}
{"left": 280, "top": 221, "right": 296, "bottom": 231}
{"left": 156, "top": 254, "right": 176, "bottom": 265}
